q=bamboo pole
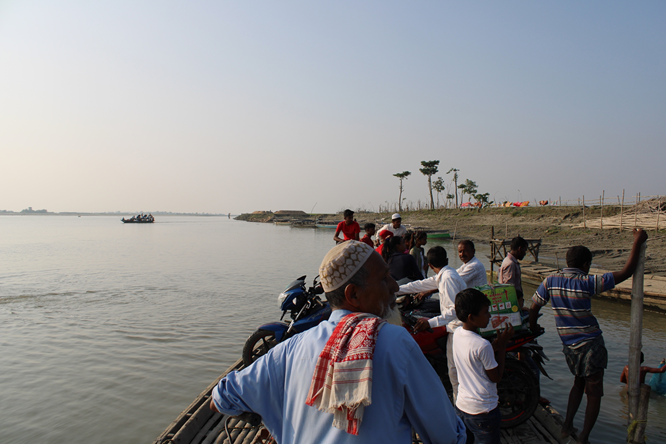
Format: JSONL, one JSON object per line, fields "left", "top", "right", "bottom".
{"left": 583, "top": 195, "right": 586, "bottom": 228}
{"left": 657, "top": 196, "right": 661, "bottom": 232}
{"left": 621, "top": 189, "right": 625, "bottom": 231}
{"left": 635, "top": 194, "right": 638, "bottom": 228}
{"left": 599, "top": 190, "right": 606, "bottom": 230}
{"left": 632, "top": 384, "right": 651, "bottom": 443}
{"left": 453, "top": 221, "right": 458, "bottom": 242}
{"left": 555, "top": 252, "right": 560, "bottom": 272}
{"left": 627, "top": 243, "right": 647, "bottom": 430}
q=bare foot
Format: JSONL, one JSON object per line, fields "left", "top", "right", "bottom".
{"left": 560, "top": 425, "right": 578, "bottom": 439}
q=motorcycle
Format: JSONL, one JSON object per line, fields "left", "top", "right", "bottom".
{"left": 399, "top": 294, "right": 549, "bottom": 429}
{"left": 242, "top": 275, "right": 330, "bottom": 366}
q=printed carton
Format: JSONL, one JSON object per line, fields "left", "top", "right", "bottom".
{"left": 476, "top": 284, "right": 523, "bottom": 337}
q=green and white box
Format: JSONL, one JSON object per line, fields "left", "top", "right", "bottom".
{"left": 476, "top": 284, "right": 523, "bottom": 337}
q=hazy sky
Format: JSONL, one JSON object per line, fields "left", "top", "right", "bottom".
{"left": 1, "top": 1, "right": 664, "bottom": 214}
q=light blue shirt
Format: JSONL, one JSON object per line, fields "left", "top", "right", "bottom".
{"left": 212, "top": 310, "right": 466, "bottom": 444}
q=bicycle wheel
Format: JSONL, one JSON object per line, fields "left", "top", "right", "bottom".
{"left": 242, "top": 330, "right": 278, "bottom": 367}
{"left": 498, "top": 357, "right": 540, "bottom": 428}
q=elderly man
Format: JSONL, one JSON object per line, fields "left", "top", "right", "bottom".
{"left": 210, "top": 241, "right": 465, "bottom": 444}
{"left": 396, "top": 246, "right": 467, "bottom": 400}
{"left": 456, "top": 240, "right": 487, "bottom": 288}
{"left": 376, "top": 213, "right": 407, "bottom": 244}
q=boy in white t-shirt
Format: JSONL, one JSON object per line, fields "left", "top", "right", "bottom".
{"left": 453, "top": 288, "right": 514, "bottom": 444}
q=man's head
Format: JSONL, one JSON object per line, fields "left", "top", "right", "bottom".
{"left": 343, "top": 209, "right": 354, "bottom": 223}
{"left": 319, "top": 241, "right": 398, "bottom": 319}
{"left": 566, "top": 245, "right": 592, "bottom": 272}
{"left": 510, "top": 236, "right": 528, "bottom": 260}
{"left": 457, "top": 240, "right": 475, "bottom": 264}
{"left": 426, "top": 246, "right": 448, "bottom": 269}
{"left": 364, "top": 223, "right": 376, "bottom": 236}
{"left": 391, "top": 213, "right": 402, "bottom": 229}
{"left": 455, "top": 288, "right": 491, "bottom": 328}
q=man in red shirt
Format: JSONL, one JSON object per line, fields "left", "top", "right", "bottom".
{"left": 333, "top": 209, "right": 360, "bottom": 243}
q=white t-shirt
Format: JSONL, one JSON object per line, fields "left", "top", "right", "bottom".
{"left": 456, "top": 256, "right": 488, "bottom": 289}
{"left": 378, "top": 223, "right": 407, "bottom": 238}
{"left": 452, "top": 328, "right": 499, "bottom": 414}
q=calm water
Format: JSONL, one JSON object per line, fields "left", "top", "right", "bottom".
{"left": 1, "top": 216, "right": 664, "bottom": 444}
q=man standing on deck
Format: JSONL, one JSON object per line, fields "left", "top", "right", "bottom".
{"left": 395, "top": 246, "right": 467, "bottom": 401}
{"left": 456, "top": 240, "right": 488, "bottom": 288}
{"left": 529, "top": 228, "right": 648, "bottom": 444}
{"left": 210, "top": 241, "right": 466, "bottom": 444}
{"left": 498, "top": 236, "right": 528, "bottom": 308}
{"left": 375, "top": 213, "right": 407, "bottom": 245}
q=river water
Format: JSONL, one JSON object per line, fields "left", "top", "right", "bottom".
{"left": 1, "top": 216, "right": 664, "bottom": 444}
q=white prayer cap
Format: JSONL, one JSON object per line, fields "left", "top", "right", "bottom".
{"left": 391, "top": 213, "right": 401, "bottom": 220}
{"left": 319, "top": 241, "right": 375, "bottom": 292}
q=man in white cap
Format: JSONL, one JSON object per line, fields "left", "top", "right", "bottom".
{"left": 210, "top": 241, "right": 465, "bottom": 444}
{"left": 375, "top": 213, "right": 407, "bottom": 246}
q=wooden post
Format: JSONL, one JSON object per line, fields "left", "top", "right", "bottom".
{"left": 559, "top": 196, "right": 561, "bottom": 206}
{"left": 656, "top": 196, "right": 661, "bottom": 232}
{"left": 453, "top": 221, "right": 458, "bottom": 242}
{"left": 621, "top": 189, "right": 625, "bottom": 231}
{"left": 555, "top": 252, "right": 560, "bottom": 272}
{"left": 635, "top": 194, "right": 638, "bottom": 228}
{"left": 627, "top": 243, "right": 647, "bottom": 432}
{"left": 583, "top": 195, "right": 586, "bottom": 228}
{"left": 632, "top": 384, "right": 651, "bottom": 443}
{"left": 505, "top": 222, "right": 508, "bottom": 237}
{"left": 599, "top": 190, "right": 606, "bottom": 230}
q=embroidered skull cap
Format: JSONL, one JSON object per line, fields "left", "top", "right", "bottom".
{"left": 319, "top": 241, "right": 375, "bottom": 292}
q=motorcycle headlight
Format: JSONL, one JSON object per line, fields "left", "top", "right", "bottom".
{"left": 277, "top": 291, "right": 289, "bottom": 308}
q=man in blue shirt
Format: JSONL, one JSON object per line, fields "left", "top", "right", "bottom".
{"left": 210, "top": 241, "right": 466, "bottom": 444}
{"left": 529, "top": 228, "right": 647, "bottom": 444}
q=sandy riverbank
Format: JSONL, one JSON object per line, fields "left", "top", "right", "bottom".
{"left": 238, "top": 203, "right": 666, "bottom": 276}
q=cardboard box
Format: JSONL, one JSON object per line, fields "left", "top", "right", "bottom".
{"left": 476, "top": 284, "right": 523, "bottom": 337}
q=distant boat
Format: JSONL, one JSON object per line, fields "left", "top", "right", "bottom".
{"left": 427, "top": 230, "right": 450, "bottom": 239}
{"left": 315, "top": 224, "right": 338, "bottom": 229}
{"left": 121, "top": 216, "right": 154, "bottom": 224}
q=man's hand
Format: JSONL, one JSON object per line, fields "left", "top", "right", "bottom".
{"left": 413, "top": 318, "right": 431, "bottom": 332}
{"left": 634, "top": 227, "right": 648, "bottom": 244}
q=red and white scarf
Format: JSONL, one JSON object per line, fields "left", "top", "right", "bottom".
{"left": 305, "top": 312, "right": 386, "bottom": 435}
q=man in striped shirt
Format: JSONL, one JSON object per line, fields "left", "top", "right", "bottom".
{"left": 529, "top": 228, "right": 647, "bottom": 444}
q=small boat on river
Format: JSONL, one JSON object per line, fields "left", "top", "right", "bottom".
{"left": 122, "top": 214, "right": 154, "bottom": 223}
{"left": 426, "top": 230, "right": 450, "bottom": 239}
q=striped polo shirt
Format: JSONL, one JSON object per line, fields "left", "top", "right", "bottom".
{"left": 532, "top": 268, "right": 615, "bottom": 347}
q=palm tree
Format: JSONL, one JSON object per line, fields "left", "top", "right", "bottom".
{"left": 447, "top": 168, "right": 460, "bottom": 208}
{"left": 419, "top": 160, "right": 439, "bottom": 210}
{"left": 393, "top": 171, "right": 411, "bottom": 212}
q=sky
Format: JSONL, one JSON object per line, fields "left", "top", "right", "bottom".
{"left": 1, "top": 1, "right": 665, "bottom": 214}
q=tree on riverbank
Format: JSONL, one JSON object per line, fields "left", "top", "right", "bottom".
{"left": 433, "top": 177, "right": 445, "bottom": 208}
{"left": 447, "top": 168, "right": 460, "bottom": 208}
{"left": 419, "top": 160, "right": 439, "bottom": 210}
{"left": 393, "top": 171, "right": 411, "bottom": 212}
{"left": 459, "top": 179, "right": 478, "bottom": 204}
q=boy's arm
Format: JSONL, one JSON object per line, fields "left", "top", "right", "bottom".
{"left": 612, "top": 228, "right": 648, "bottom": 284}
{"left": 486, "top": 326, "right": 515, "bottom": 383}
{"left": 620, "top": 365, "right": 629, "bottom": 383}
{"left": 333, "top": 228, "right": 344, "bottom": 243}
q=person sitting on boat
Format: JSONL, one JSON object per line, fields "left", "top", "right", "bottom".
{"left": 456, "top": 240, "right": 487, "bottom": 288}
{"left": 375, "top": 213, "right": 407, "bottom": 246}
{"left": 360, "top": 223, "right": 375, "bottom": 248}
{"left": 333, "top": 209, "right": 360, "bottom": 243}
{"left": 410, "top": 231, "right": 428, "bottom": 279}
{"left": 529, "top": 228, "right": 648, "bottom": 444}
{"left": 381, "top": 236, "right": 422, "bottom": 284}
{"left": 210, "top": 241, "right": 466, "bottom": 444}
{"left": 395, "top": 246, "right": 467, "bottom": 401}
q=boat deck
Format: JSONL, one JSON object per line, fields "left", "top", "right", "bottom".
{"left": 153, "top": 359, "right": 576, "bottom": 444}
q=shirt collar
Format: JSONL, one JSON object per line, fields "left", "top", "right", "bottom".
{"left": 507, "top": 252, "right": 518, "bottom": 263}
{"left": 562, "top": 267, "right": 586, "bottom": 275}
{"left": 330, "top": 309, "right": 353, "bottom": 322}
